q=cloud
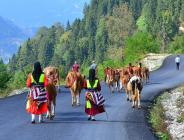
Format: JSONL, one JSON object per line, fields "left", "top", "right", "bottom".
{"left": 56, "top": 14, "right": 62, "bottom": 17}
{"left": 74, "top": 4, "right": 80, "bottom": 9}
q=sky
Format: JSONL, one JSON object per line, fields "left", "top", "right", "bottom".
{"left": 0, "top": 0, "right": 90, "bottom": 28}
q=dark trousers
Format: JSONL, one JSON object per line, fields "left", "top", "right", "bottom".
{"left": 176, "top": 63, "right": 180, "bottom": 70}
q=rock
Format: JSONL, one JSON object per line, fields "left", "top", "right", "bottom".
{"left": 142, "top": 53, "right": 170, "bottom": 71}
{"left": 161, "top": 88, "right": 184, "bottom": 140}
{"left": 8, "top": 88, "right": 29, "bottom": 97}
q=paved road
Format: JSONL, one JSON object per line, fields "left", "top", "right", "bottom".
{"left": 0, "top": 55, "right": 184, "bottom": 140}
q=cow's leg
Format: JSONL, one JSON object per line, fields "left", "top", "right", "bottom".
{"left": 126, "top": 88, "right": 129, "bottom": 101}
{"left": 115, "top": 81, "right": 118, "bottom": 92}
{"left": 46, "top": 101, "right": 52, "bottom": 119}
{"left": 52, "top": 97, "right": 56, "bottom": 117}
{"left": 71, "top": 90, "right": 76, "bottom": 106}
{"left": 134, "top": 100, "right": 137, "bottom": 108}
{"left": 115, "top": 81, "right": 118, "bottom": 91}
{"left": 76, "top": 93, "right": 80, "bottom": 106}
{"left": 129, "top": 91, "right": 132, "bottom": 101}
{"left": 72, "top": 96, "right": 75, "bottom": 106}
{"left": 132, "top": 94, "right": 135, "bottom": 108}
{"left": 137, "top": 93, "right": 141, "bottom": 109}
{"left": 51, "top": 102, "right": 55, "bottom": 119}
{"left": 119, "top": 80, "right": 123, "bottom": 91}
{"left": 132, "top": 100, "right": 135, "bottom": 108}
{"left": 117, "top": 80, "right": 120, "bottom": 92}
{"left": 73, "top": 92, "right": 77, "bottom": 106}
{"left": 71, "top": 90, "right": 75, "bottom": 106}
{"left": 111, "top": 83, "right": 114, "bottom": 93}
{"left": 127, "top": 83, "right": 132, "bottom": 101}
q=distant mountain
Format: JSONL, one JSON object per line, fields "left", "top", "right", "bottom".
{"left": 0, "top": 0, "right": 90, "bottom": 63}
{"left": 0, "top": 0, "right": 90, "bottom": 27}
{"left": 0, "top": 16, "right": 36, "bottom": 63}
{"left": 0, "top": 16, "right": 25, "bottom": 39}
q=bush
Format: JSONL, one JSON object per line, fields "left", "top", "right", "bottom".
{"left": 0, "top": 61, "right": 10, "bottom": 90}
{"left": 168, "top": 34, "right": 184, "bottom": 53}
{"left": 177, "top": 112, "right": 184, "bottom": 123}
{"left": 149, "top": 95, "right": 171, "bottom": 140}
{"left": 124, "top": 32, "right": 160, "bottom": 65}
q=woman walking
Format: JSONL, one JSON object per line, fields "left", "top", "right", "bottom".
{"left": 83, "top": 69, "right": 105, "bottom": 121}
{"left": 26, "top": 62, "right": 48, "bottom": 124}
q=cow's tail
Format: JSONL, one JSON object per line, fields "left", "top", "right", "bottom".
{"left": 132, "top": 81, "right": 136, "bottom": 95}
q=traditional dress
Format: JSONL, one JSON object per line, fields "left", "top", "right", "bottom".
{"left": 83, "top": 79, "right": 105, "bottom": 118}
{"left": 26, "top": 73, "right": 48, "bottom": 115}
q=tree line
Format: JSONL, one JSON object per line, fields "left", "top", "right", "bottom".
{"left": 1, "top": 0, "right": 184, "bottom": 95}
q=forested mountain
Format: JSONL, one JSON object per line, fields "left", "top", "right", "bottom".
{"left": 8, "top": 0, "right": 184, "bottom": 79}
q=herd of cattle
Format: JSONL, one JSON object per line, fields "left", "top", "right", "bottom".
{"left": 104, "top": 65, "right": 149, "bottom": 108}
{"left": 40, "top": 64, "right": 150, "bottom": 119}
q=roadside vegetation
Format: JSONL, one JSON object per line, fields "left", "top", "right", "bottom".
{"left": 176, "top": 89, "right": 184, "bottom": 123}
{"left": 149, "top": 94, "right": 171, "bottom": 140}
{"left": 149, "top": 87, "right": 184, "bottom": 140}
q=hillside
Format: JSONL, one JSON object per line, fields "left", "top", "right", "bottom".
{"left": 5, "top": 0, "right": 184, "bottom": 90}
{"left": 0, "top": 16, "right": 35, "bottom": 63}
{"left": 0, "top": 16, "right": 25, "bottom": 39}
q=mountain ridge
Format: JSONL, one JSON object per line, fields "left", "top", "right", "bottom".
{"left": 0, "top": 16, "right": 36, "bottom": 63}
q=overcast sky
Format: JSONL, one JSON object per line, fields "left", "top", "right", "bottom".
{"left": 0, "top": 0, "right": 90, "bottom": 27}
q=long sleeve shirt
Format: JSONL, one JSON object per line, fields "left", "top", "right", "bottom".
{"left": 26, "top": 74, "right": 48, "bottom": 88}
{"left": 83, "top": 79, "right": 101, "bottom": 92}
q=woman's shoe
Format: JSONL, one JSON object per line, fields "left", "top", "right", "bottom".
{"left": 39, "top": 120, "right": 44, "bottom": 123}
{"left": 91, "top": 116, "right": 95, "bottom": 121}
{"left": 31, "top": 120, "right": 35, "bottom": 124}
{"left": 88, "top": 117, "right": 91, "bottom": 120}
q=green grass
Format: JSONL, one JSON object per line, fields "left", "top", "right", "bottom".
{"left": 177, "top": 112, "right": 184, "bottom": 123}
{"left": 176, "top": 97, "right": 184, "bottom": 108}
{"left": 149, "top": 94, "right": 171, "bottom": 140}
{"left": 0, "top": 88, "right": 13, "bottom": 98}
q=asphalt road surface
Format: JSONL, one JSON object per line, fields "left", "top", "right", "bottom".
{"left": 0, "top": 55, "right": 184, "bottom": 140}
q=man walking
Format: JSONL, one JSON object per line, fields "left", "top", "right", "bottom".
{"left": 90, "top": 60, "right": 97, "bottom": 75}
{"left": 175, "top": 55, "right": 180, "bottom": 70}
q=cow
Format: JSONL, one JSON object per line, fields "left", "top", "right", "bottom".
{"left": 142, "top": 67, "right": 149, "bottom": 83}
{"left": 105, "top": 68, "right": 121, "bottom": 93}
{"left": 65, "top": 71, "right": 84, "bottom": 106}
{"left": 127, "top": 76, "right": 143, "bottom": 108}
{"left": 44, "top": 66, "right": 59, "bottom": 120}
{"left": 120, "top": 70, "right": 130, "bottom": 100}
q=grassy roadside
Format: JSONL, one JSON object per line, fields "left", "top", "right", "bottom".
{"left": 149, "top": 87, "right": 184, "bottom": 140}
{"left": 0, "top": 88, "right": 14, "bottom": 98}
{"left": 148, "top": 93, "right": 171, "bottom": 140}
{"left": 176, "top": 88, "right": 184, "bottom": 123}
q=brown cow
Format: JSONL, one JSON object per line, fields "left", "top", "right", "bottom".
{"left": 142, "top": 67, "right": 149, "bottom": 83}
{"left": 65, "top": 71, "right": 84, "bottom": 106}
{"left": 104, "top": 67, "right": 111, "bottom": 83}
{"left": 120, "top": 69, "right": 131, "bottom": 100}
{"left": 44, "top": 66, "right": 59, "bottom": 120}
{"left": 132, "top": 66, "right": 142, "bottom": 78}
{"left": 105, "top": 68, "right": 121, "bottom": 93}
